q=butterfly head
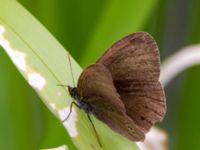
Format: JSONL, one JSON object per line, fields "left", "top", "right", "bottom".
{"left": 67, "top": 85, "right": 79, "bottom": 100}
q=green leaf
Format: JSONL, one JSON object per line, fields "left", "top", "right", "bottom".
{"left": 0, "top": 0, "right": 139, "bottom": 149}
{"left": 177, "top": 0, "right": 200, "bottom": 149}
{"left": 80, "top": 0, "right": 159, "bottom": 67}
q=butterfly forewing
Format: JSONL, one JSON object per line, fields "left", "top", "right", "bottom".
{"left": 77, "top": 63, "right": 145, "bottom": 141}
{"left": 77, "top": 63, "right": 124, "bottom": 111}
{"left": 97, "top": 32, "right": 166, "bottom": 132}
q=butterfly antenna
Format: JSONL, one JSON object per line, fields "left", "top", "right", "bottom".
{"left": 59, "top": 52, "right": 76, "bottom": 122}
{"left": 87, "top": 114, "right": 102, "bottom": 147}
{"left": 67, "top": 52, "right": 75, "bottom": 87}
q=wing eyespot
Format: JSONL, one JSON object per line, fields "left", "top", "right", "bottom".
{"left": 127, "top": 125, "right": 134, "bottom": 131}
{"left": 108, "top": 106, "right": 115, "bottom": 112}
{"left": 140, "top": 116, "right": 145, "bottom": 120}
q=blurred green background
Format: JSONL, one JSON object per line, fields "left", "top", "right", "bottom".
{"left": 0, "top": 0, "right": 200, "bottom": 150}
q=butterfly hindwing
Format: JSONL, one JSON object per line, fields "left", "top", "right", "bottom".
{"left": 88, "top": 95, "right": 145, "bottom": 141}
{"left": 97, "top": 32, "right": 160, "bottom": 81}
{"left": 116, "top": 80, "right": 166, "bottom": 132}
{"left": 97, "top": 32, "right": 166, "bottom": 132}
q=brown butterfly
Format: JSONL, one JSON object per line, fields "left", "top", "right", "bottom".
{"left": 67, "top": 32, "right": 166, "bottom": 143}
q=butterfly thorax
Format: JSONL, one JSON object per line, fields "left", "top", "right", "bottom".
{"left": 68, "top": 86, "right": 96, "bottom": 114}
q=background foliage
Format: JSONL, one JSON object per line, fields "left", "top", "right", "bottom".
{"left": 0, "top": 0, "right": 200, "bottom": 150}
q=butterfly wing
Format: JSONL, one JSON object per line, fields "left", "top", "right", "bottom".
{"left": 97, "top": 32, "right": 166, "bottom": 132}
{"left": 88, "top": 95, "right": 145, "bottom": 141}
{"left": 77, "top": 63, "right": 124, "bottom": 111}
{"left": 77, "top": 63, "right": 145, "bottom": 141}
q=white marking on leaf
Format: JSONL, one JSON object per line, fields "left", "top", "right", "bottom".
{"left": 59, "top": 107, "right": 78, "bottom": 137}
{"left": 28, "top": 72, "right": 46, "bottom": 90}
{"left": 50, "top": 103, "right": 56, "bottom": 110}
{"left": 0, "top": 25, "right": 27, "bottom": 71}
{"left": 57, "top": 91, "right": 62, "bottom": 96}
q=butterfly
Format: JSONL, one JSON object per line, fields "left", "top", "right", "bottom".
{"left": 67, "top": 32, "right": 166, "bottom": 142}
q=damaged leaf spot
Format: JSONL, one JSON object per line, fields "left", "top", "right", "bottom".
{"left": 28, "top": 72, "right": 46, "bottom": 90}
{"left": 0, "top": 25, "right": 27, "bottom": 71}
{"left": 58, "top": 107, "right": 78, "bottom": 137}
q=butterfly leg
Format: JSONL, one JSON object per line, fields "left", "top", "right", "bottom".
{"left": 87, "top": 114, "right": 102, "bottom": 147}
{"left": 62, "top": 102, "right": 80, "bottom": 122}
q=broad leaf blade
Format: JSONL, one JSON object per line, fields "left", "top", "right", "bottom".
{"left": 0, "top": 0, "right": 139, "bottom": 150}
